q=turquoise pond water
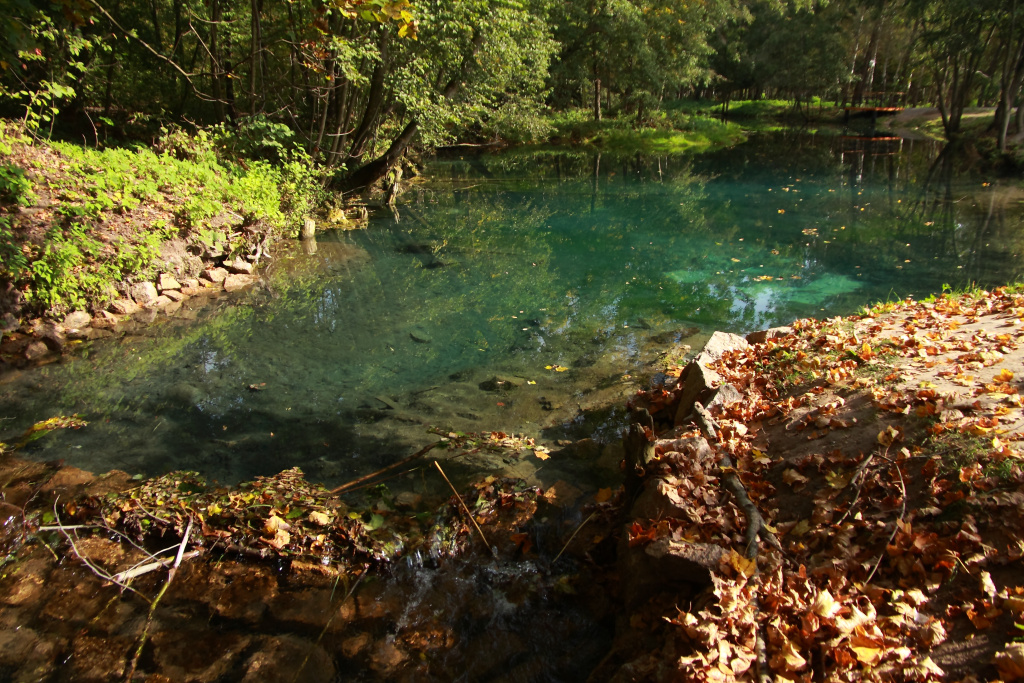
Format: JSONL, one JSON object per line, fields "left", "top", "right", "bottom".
{"left": 2, "top": 130, "right": 1022, "bottom": 490}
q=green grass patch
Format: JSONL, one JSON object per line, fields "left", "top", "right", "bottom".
{"left": 0, "top": 119, "right": 327, "bottom": 317}
{"left": 547, "top": 108, "right": 745, "bottom": 151}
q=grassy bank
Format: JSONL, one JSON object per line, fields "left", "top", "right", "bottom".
{"left": 0, "top": 120, "right": 327, "bottom": 320}
{"left": 546, "top": 107, "right": 747, "bottom": 152}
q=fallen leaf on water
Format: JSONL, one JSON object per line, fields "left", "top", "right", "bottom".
{"left": 594, "top": 487, "right": 614, "bottom": 503}
{"left": 534, "top": 446, "right": 551, "bottom": 460}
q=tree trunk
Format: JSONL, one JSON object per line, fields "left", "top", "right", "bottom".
{"left": 347, "top": 28, "right": 391, "bottom": 162}
{"left": 593, "top": 75, "right": 602, "bottom": 121}
{"left": 340, "top": 119, "right": 418, "bottom": 191}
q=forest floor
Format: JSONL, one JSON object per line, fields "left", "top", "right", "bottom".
{"left": 604, "top": 287, "right": 1024, "bottom": 681}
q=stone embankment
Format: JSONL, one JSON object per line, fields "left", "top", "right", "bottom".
{"left": 1, "top": 249, "right": 260, "bottom": 365}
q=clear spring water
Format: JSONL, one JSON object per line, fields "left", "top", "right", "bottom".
{"left": 2, "top": 130, "right": 1022, "bottom": 489}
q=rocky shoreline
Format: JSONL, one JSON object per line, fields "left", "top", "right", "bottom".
{"left": 0, "top": 245, "right": 262, "bottom": 366}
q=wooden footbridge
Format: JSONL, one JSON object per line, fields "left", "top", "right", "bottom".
{"left": 843, "top": 91, "right": 904, "bottom": 122}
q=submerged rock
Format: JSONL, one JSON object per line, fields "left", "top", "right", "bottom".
{"left": 224, "top": 273, "right": 255, "bottom": 292}
{"left": 478, "top": 376, "right": 518, "bottom": 392}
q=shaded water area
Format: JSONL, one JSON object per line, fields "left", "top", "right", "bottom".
{"left": 2, "top": 130, "right": 1024, "bottom": 681}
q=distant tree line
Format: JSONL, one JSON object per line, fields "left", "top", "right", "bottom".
{"left": 1, "top": 0, "right": 1022, "bottom": 187}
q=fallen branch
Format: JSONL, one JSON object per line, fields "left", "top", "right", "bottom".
{"left": 112, "top": 550, "right": 203, "bottom": 583}
{"left": 693, "top": 401, "right": 777, "bottom": 683}
{"left": 124, "top": 517, "right": 195, "bottom": 682}
{"left": 434, "top": 461, "right": 492, "bottom": 554}
{"left": 693, "top": 402, "right": 781, "bottom": 557}
{"left": 331, "top": 441, "right": 441, "bottom": 495}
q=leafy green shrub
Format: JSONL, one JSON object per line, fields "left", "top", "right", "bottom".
{"left": 0, "top": 164, "right": 34, "bottom": 206}
{"left": 0, "top": 217, "right": 29, "bottom": 281}
{"left": 212, "top": 115, "right": 300, "bottom": 163}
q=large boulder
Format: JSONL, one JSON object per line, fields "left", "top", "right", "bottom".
{"left": 674, "top": 361, "right": 722, "bottom": 424}
{"left": 201, "top": 267, "right": 229, "bottom": 284}
{"left": 63, "top": 310, "right": 91, "bottom": 329}
{"left": 223, "top": 274, "right": 255, "bottom": 292}
{"left": 620, "top": 535, "right": 725, "bottom": 608}
{"left": 695, "top": 330, "right": 749, "bottom": 363}
{"left": 129, "top": 281, "right": 159, "bottom": 305}
{"left": 224, "top": 257, "right": 253, "bottom": 275}
{"left": 158, "top": 273, "right": 181, "bottom": 292}
{"left": 673, "top": 331, "right": 750, "bottom": 424}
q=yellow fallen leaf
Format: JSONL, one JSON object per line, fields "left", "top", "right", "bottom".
{"left": 727, "top": 550, "right": 757, "bottom": 578}
{"left": 263, "top": 515, "right": 291, "bottom": 535}
{"left": 594, "top": 487, "right": 614, "bottom": 503}
{"left": 308, "top": 510, "right": 332, "bottom": 526}
{"left": 995, "top": 368, "right": 1015, "bottom": 382}
{"left": 851, "top": 645, "right": 882, "bottom": 666}
{"left": 812, "top": 588, "right": 842, "bottom": 618}
{"left": 533, "top": 448, "right": 551, "bottom": 460}
{"left": 731, "top": 258, "right": 741, "bottom": 262}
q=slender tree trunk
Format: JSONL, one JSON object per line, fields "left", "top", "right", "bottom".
{"left": 347, "top": 28, "right": 390, "bottom": 161}
{"left": 593, "top": 75, "right": 602, "bottom": 121}
{"left": 210, "top": 0, "right": 224, "bottom": 122}
{"left": 149, "top": 0, "right": 163, "bottom": 51}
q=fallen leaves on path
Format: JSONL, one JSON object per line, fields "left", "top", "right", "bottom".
{"left": 623, "top": 287, "right": 1024, "bottom": 681}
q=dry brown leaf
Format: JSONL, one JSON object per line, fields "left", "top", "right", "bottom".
{"left": 782, "top": 468, "right": 809, "bottom": 486}
{"left": 812, "top": 588, "right": 842, "bottom": 618}
{"left": 769, "top": 639, "right": 807, "bottom": 673}
{"left": 994, "top": 643, "right": 1024, "bottom": 681}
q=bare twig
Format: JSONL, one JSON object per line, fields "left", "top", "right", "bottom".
{"left": 835, "top": 447, "right": 886, "bottom": 526}
{"left": 124, "top": 517, "right": 195, "bottom": 682}
{"left": 53, "top": 504, "right": 149, "bottom": 601}
{"left": 552, "top": 511, "right": 596, "bottom": 564}
{"left": 434, "top": 461, "right": 492, "bottom": 554}
{"left": 331, "top": 441, "right": 441, "bottom": 495}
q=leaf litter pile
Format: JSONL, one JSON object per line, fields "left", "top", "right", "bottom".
{"left": 614, "top": 287, "right": 1024, "bottom": 682}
